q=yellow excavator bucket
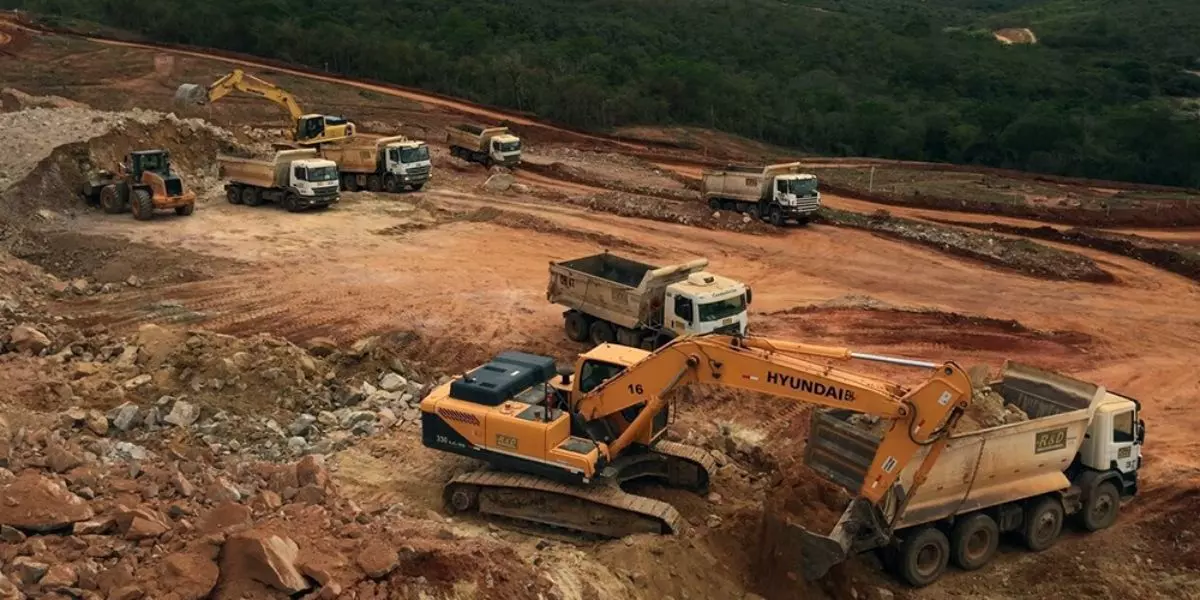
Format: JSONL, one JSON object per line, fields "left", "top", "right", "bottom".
{"left": 174, "top": 83, "right": 207, "bottom": 106}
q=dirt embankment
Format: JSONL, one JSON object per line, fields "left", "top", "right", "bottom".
{"left": 817, "top": 208, "right": 1113, "bottom": 282}
{"left": 522, "top": 160, "right": 698, "bottom": 203}
{"left": 932, "top": 219, "right": 1200, "bottom": 283}
{"left": 560, "top": 190, "right": 782, "bottom": 235}
{"left": 819, "top": 179, "right": 1200, "bottom": 228}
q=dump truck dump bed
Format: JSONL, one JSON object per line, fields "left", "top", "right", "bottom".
{"left": 219, "top": 149, "right": 318, "bottom": 189}
{"left": 547, "top": 253, "right": 708, "bottom": 330}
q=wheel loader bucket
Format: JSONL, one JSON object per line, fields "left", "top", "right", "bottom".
{"left": 173, "top": 83, "right": 207, "bottom": 106}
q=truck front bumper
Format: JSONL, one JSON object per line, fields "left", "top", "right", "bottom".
{"left": 299, "top": 191, "right": 340, "bottom": 207}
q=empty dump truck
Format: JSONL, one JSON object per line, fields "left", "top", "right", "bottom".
{"left": 218, "top": 149, "right": 340, "bottom": 212}
{"left": 446, "top": 124, "right": 521, "bottom": 167}
{"left": 702, "top": 163, "right": 820, "bottom": 226}
{"left": 547, "top": 252, "right": 751, "bottom": 348}
{"left": 790, "top": 361, "right": 1144, "bottom": 587}
{"left": 320, "top": 135, "right": 432, "bottom": 193}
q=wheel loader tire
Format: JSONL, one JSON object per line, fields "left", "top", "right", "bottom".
{"left": 1022, "top": 496, "right": 1064, "bottom": 552}
{"left": 227, "top": 186, "right": 242, "bottom": 204}
{"left": 100, "top": 185, "right": 123, "bottom": 214}
{"left": 564, "top": 311, "right": 590, "bottom": 342}
{"left": 131, "top": 189, "right": 154, "bottom": 221}
{"left": 895, "top": 526, "right": 949, "bottom": 587}
{"left": 174, "top": 204, "right": 195, "bottom": 217}
{"left": 242, "top": 187, "right": 262, "bottom": 206}
{"left": 366, "top": 175, "right": 382, "bottom": 192}
{"left": 589, "top": 320, "right": 616, "bottom": 346}
{"left": 949, "top": 513, "right": 999, "bottom": 571}
{"left": 1080, "top": 481, "right": 1120, "bottom": 532}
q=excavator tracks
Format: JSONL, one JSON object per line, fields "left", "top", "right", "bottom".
{"left": 444, "top": 471, "right": 685, "bottom": 538}
{"left": 611, "top": 440, "right": 719, "bottom": 492}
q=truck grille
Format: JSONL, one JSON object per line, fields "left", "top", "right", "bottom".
{"left": 794, "top": 196, "right": 821, "bottom": 212}
{"left": 714, "top": 323, "right": 743, "bottom": 336}
{"left": 408, "top": 166, "right": 431, "bottom": 176}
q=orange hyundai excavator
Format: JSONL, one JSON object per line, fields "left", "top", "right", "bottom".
{"left": 421, "top": 335, "right": 973, "bottom": 553}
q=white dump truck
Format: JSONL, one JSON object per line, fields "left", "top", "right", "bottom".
{"left": 547, "top": 252, "right": 751, "bottom": 348}
{"left": 789, "top": 361, "right": 1144, "bottom": 587}
{"left": 319, "top": 135, "right": 432, "bottom": 193}
{"left": 218, "top": 149, "right": 340, "bottom": 212}
{"left": 702, "top": 163, "right": 820, "bottom": 226}
{"left": 446, "top": 124, "right": 521, "bottom": 168}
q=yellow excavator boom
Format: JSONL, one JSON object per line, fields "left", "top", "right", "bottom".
{"left": 572, "top": 335, "right": 973, "bottom": 505}
{"left": 200, "top": 69, "right": 305, "bottom": 120}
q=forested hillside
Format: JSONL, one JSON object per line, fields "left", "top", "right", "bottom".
{"left": 6, "top": 0, "right": 1200, "bottom": 186}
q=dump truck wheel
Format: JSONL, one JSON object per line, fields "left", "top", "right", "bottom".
{"left": 283, "top": 193, "right": 305, "bottom": 213}
{"left": 174, "top": 204, "right": 195, "bottom": 217}
{"left": 950, "top": 513, "right": 999, "bottom": 571}
{"left": 131, "top": 189, "right": 154, "bottom": 221}
{"left": 564, "top": 312, "right": 590, "bottom": 342}
{"left": 1022, "top": 496, "right": 1064, "bottom": 552}
{"left": 242, "top": 188, "right": 262, "bottom": 207}
{"left": 1080, "top": 481, "right": 1120, "bottom": 532}
{"left": 708, "top": 198, "right": 721, "bottom": 210}
{"left": 589, "top": 321, "right": 616, "bottom": 346}
{"left": 748, "top": 205, "right": 760, "bottom": 220}
{"left": 769, "top": 206, "right": 784, "bottom": 227}
{"left": 367, "top": 175, "right": 382, "bottom": 192}
{"left": 227, "top": 186, "right": 242, "bottom": 204}
{"left": 100, "top": 185, "right": 123, "bottom": 214}
{"left": 384, "top": 174, "right": 400, "bottom": 193}
{"left": 896, "top": 526, "right": 949, "bottom": 587}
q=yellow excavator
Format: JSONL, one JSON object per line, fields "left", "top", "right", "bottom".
{"left": 421, "top": 336, "right": 971, "bottom": 556}
{"left": 175, "top": 69, "right": 355, "bottom": 145}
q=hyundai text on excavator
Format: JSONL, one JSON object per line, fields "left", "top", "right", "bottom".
{"left": 420, "top": 334, "right": 1144, "bottom": 587}
{"left": 175, "top": 69, "right": 354, "bottom": 145}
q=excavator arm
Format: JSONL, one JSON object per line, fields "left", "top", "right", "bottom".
{"left": 573, "top": 335, "right": 973, "bottom": 505}
{"left": 194, "top": 69, "right": 305, "bottom": 121}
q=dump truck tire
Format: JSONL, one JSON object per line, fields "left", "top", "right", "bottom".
{"left": 227, "top": 186, "right": 242, "bottom": 204}
{"left": 769, "top": 206, "right": 784, "bottom": 227}
{"left": 1022, "top": 496, "right": 1064, "bottom": 552}
{"left": 100, "top": 185, "right": 123, "bottom": 214}
{"left": 385, "top": 174, "right": 400, "bottom": 193}
{"left": 242, "top": 187, "right": 262, "bottom": 206}
{"left": 895, "top": 526, "right": 949, "bottom": 587}
{"left": 1080, "top": 481, "right": 1120, "bottom": 532}
{"left": 367, "top": 175, "right": 382, "bottom": 192}
{"left": 132, "top": 189, "right": 154, "bottom": 221}
{"left": 284, "top": 193, "right": 305, "bottom": 213}
{"left": 175, "top": 204, "right": 195, "bottom": 216}
{"left": 564, "top": 312, "right": 590, "bottom": 342}
{"left": 949, "top": 513, "right": 999, "bottom": 571}
{"left": 589, "top": 321, "right": 616, "bottom": 346}
{"left": 708, "top": 197, "right": 721, "bottom": 210}
{"left": 343, "top": 175, "right": 359, "bottom": 192}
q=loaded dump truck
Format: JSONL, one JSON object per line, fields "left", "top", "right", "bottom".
{"left": 702, "top": 163, "right": 820, "bottom": 226}
{"left": 792, "top": 361, "right": 1144, "bottom": 587}
{"left": 446, "top": 124, "right": 521, "bottom": 167}
{"left": 547, "top": 252, "right": 750, "bottom": 348}
{"left": 320, "top": 135, "right": 432, "bottom": 193}
{"left": 218, "top": 149, "right": 340, "bottom": 212}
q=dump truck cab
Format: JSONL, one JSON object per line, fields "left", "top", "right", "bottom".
{"left": 1078, "top": 393, "right": 1143, "bottom": 491}
{"left": 663, "top": 272, "right": 750, "bottom": 337}
{"left": 384, "top": 140, "right": 432, "bottom": 184}
{"left": 773, "top": 173, "right": 820, "bottom": 208}
{"left": 288, "top": 158, "right": 342, "bottom": 197}
{"left": 489, "top": 134, "right": 522, "bottom": 166}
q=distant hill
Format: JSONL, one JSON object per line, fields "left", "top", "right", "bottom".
{"left": 4, "top": 0, "right": 1199, "bottom": 186}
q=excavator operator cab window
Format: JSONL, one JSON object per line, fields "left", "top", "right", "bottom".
{"left": 577, "top": 360, "right": 627, "bottom": 395}
{"left": 674, "top": 297, "right": 694, "bottom": 324}
{"left": 299, "top": 118, "right": 325, "bottom": 140}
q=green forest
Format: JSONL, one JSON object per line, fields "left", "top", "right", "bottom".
{"left": 6, "top": 0, "right": 1200, "bottom": 186}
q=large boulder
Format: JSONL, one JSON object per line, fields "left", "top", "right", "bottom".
{"left": 7, "top": 325, "right": 50, "bottom": 354}
{"left": 0, "top": 472, "right": 94, "bottom": 532}
{"left": 159, "top": 550, "right": 219, "bottom": 600}
{"left": 221, "top": 530, "right": 309, "bottom": 593}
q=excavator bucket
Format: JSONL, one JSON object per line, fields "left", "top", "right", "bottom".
{"left": 759, "top": 498, "right": 879, "bottom": 582}
{"left": 173, "top": 83, "right": 207, "bottom": 106}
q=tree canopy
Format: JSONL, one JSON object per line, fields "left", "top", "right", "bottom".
{"left": 7, "top": 0, "right": 1200, "bottom": 186}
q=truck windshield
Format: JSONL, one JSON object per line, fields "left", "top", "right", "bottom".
{"left": 498, "top": 140, "right": 521, "bottom": 153}
{"left": 699, "top": 294, "right": 747, "bottom": 322}
{"left": 786, "top": 178, "right": 818, "bottom": 196}
{"left": 400, "top": 146, "right": 430, "bottom": 163}
{"left": 306, "top": 166, "right": 339, "bottom": 182}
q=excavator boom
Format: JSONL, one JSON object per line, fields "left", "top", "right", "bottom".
{"left": 175, "top": 70, "right": 354, "bottom": 144}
